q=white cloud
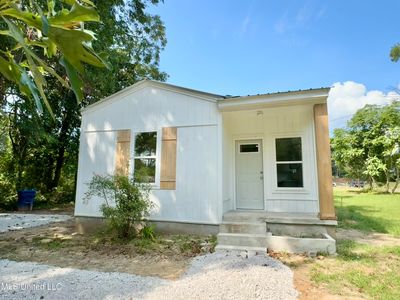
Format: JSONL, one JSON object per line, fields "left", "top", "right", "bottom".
{"left": 274, "top": 2, "right": 327, "bottom": 34}
{"left": 328, "top": 81, "right": 399, "bottom": 130}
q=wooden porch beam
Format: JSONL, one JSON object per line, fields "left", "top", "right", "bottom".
{"left": 314, "top": 103, "right": 336, "bottom": 220}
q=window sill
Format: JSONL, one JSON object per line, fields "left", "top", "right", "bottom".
{"left": 271, "top": 188, "right": 309, "bottom": 194}
{"left": 150, "top": 184, "right": 160, "bottom": 190}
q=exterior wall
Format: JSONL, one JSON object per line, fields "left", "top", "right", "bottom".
{"left": 75, "top": 85, "right": 221, "bottom": 224}
{"left": 222, "top": 104, "right": 320, "bottom": 214}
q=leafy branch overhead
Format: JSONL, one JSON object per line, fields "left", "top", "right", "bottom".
{"left": 391, "top": 43, "right": 400, "bottom": 62}
{"left": 0, "top": 0, "right": 108, "bottom": 117}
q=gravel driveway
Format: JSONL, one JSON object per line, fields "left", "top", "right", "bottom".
{"left": 0, "top": 251, "right": 298, "bottom": 299}
{"left": 0, "top": 214, "right": 71, "bottom": 233}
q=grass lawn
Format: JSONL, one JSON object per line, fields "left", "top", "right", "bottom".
{"left": 310, "top": 240, "right": 400, "bottom": 299}
{"left": 334, "top": 187, "right": 400, "bottom": 236}
{"left": 301, "top": 187, "right": 400, "bottom": 299}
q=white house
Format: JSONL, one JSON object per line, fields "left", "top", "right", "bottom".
{"left": 75, "top": 80, "right": 337, "bottom": 253}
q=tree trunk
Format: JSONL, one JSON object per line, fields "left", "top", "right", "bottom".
{"left": 385, "top": 169, "right": 390, "bottom": 193}
{"left": 50, "top": 97, "right": 73, "bottom": 189}
{"left": 368, "top": 177, "right": 374, "bottom": 190}
{"left": 51, "top": 144, "right": 66, "bottom": 189}
{"left": 392, "top": 166, "right": 399, "bottom": 194}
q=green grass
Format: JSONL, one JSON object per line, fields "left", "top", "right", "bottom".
{"left": 334, "top": 187, "right": 400, "bottom": 236}
{"left": 31, "top": 237, "right": 66, "bottom": 250}
{"left": 308, "top": 189, "right": 400, "bottom": 299}
{"left": 311, "top": 241, "right": 400, "bottom": 299}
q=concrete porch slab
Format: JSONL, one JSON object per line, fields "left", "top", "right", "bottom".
{"left": 266, "top": 233, "right": 336, "bottom": 254}
{"left": 223, "top": 210, "right": 338, "bottom": 226}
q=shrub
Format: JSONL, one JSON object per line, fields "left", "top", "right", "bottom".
{"left": 85, "top": 174, "right": 153, "bottom": 239}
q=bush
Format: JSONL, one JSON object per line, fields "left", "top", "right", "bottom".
{"left": 85, "top": 174, "right": 153, "bottom": 239}
{"left": 0, "top": 173, "right": 17, "bottom": 211}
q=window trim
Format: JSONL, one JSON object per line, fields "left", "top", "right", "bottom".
{"left": 132, "top": 131, "right": 159, "bottom": 185}
{"left": 273, "top": 135, "right": 305, "bottom": 190}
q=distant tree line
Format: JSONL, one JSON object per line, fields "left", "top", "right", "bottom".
{"left": 331, "top": 101, "right": 400, "bottom": 193}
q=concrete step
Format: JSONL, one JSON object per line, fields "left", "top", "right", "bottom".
{"left": 217, "top": 233, "right": 268, "bottom": 248}
{"left": 215, "top": 245, "right": 267, "bottom": 253}
{"left": 219, "top": 222, "right": 266, "bottom": 234}
{"left": 223, "top": 211, "right": 267, "bottom": 222}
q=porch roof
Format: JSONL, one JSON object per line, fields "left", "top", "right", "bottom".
{"left": 218, "top": 87, "right": 330, "bottom": 111}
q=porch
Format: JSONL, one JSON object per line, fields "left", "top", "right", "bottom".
{"left": 216, "top": 210, "right": 337, "bottom": 254}
{"left": 219, "top": 89, "right": 336, "bottom": 220}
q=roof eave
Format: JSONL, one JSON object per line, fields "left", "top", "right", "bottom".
{"left": 81, "top": 80, "right": 225, "bottom": 115}
{"left": 218, "top": 88, "right": 330, "bottom": 112}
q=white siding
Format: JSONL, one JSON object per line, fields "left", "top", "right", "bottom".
{"left": 75, "top": 85, "right": 221, "bottom": 223}
{"left": 81, "top": 86, "right": 218, "bottom": 132}
{"left": 222, "top": 104, "right": 319, "bottom": 214}
{"left": 151, "top": 126, "right": 219, "bottom": 223}
{"left": 74, "top": 131, "right": 117, "bottom": 217}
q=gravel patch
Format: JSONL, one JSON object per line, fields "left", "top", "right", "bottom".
{"left": 0, "top": 251, "right": 298, "bottom": 299}
{"left": 0, "top": 214, "right": 72, "bottom": 233}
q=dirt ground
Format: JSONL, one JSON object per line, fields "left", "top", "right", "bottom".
{"left": 2, "top": 213, "right": 399, "bottom": 298}
{"left": 336, "top": 228, "right": 400, "bottom": 247}
{"left": 0, "top": 218, "right": 214, "bottom": 280}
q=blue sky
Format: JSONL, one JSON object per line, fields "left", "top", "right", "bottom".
{"left": 149, "top": 0, "right": 399, "bottom": 129}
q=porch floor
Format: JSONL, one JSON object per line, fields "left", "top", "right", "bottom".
{"left": 223, "top": 210, "right": 337, "bottom": 226}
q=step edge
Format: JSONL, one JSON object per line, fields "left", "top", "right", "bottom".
{"left": 215, "top": 245, "right": 267, "bottom": 252}
{"left": 217, "top": 233, "right": 268, "bottom": 238}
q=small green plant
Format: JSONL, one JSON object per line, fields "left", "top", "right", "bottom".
{"left": 141, "top": 225, "right": 156, "bottom": 241}
{"left": 85, "top": 174, "right": 154, "bottom": 239}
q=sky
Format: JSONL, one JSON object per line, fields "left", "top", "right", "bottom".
{"left": 148, "top": 0, "right": 400, "bottom": 130}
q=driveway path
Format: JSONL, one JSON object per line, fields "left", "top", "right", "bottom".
{"left": 0, "top": 214, "right": 71, "bottom": 233}
{"left": 0, "top": 251, "right": 298, "bottom": 300}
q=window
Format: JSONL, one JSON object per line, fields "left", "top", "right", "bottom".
{"left": 134, "top": 132, "right": 157, "bottom": 183}
{"left": 239, "top": 143, "right": 259, "bottom": 153}
{"left": 275, "top": 137, "right": 303, "bottom": 188}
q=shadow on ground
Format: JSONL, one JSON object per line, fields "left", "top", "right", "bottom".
{"left": 335, "top": 204, "right": 391, "bottom": 234}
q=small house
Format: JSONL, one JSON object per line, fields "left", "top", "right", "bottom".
{"left": 75, "top": 80, "right": 337, "bottom": 253}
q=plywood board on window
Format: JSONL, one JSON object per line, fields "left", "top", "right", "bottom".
{"left": 160, "top": 127, "right": 177, "bottom": 190}
{"left": 115, "top": 130, "right": 131, "bottom": 176}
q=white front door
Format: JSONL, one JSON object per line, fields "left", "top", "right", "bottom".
{"left": 235, "top": 140, "right": 264, "bottom": 210}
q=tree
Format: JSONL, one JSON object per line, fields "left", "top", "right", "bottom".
{"left": 0, "top": 0, "right": 167, "bottom": 208}
{"left": 0, "top": 0, "right": 107, "bottom": 115}
{"left": 390, "top": 43, "right": 400, "bottom": 62}
{"left": 331, "top": 127, "right": 366, "bottom": 181}
{"left": 331, "top": 102, "right": 400, "bottom": 192}
{"left": 83, "top": 0, "right": 167, "bottom": 100}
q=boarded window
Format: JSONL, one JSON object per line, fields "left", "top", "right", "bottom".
{"left": 160, "top": 127, "right": 177, "bottom": 190}
{"left": 115, "top": 130, "right": 131, "bottom": 176}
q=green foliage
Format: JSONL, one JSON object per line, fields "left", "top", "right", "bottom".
{"left": 331, "top": 102, "right": 400, "bottom": 192}
{"left": 390, "top": 43, "right": 400, "bottom": 62}
{"left": 0, "top": 0, "right": 107, "bottom": 115}
{"left": 83, "top": 0, "right": 167, "bottom": 100}
{"left": 140, "top": 224, "right": 156, "bottom": 241}
{"left": 0, "top": 1, "right": 167, "bottom": 210}
{"left": 85, "top": 174, "right": 154, "bottom": 239}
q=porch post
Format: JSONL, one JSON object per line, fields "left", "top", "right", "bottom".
{"left": 314, "top": 103, "right": 336, "bottom": 220}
